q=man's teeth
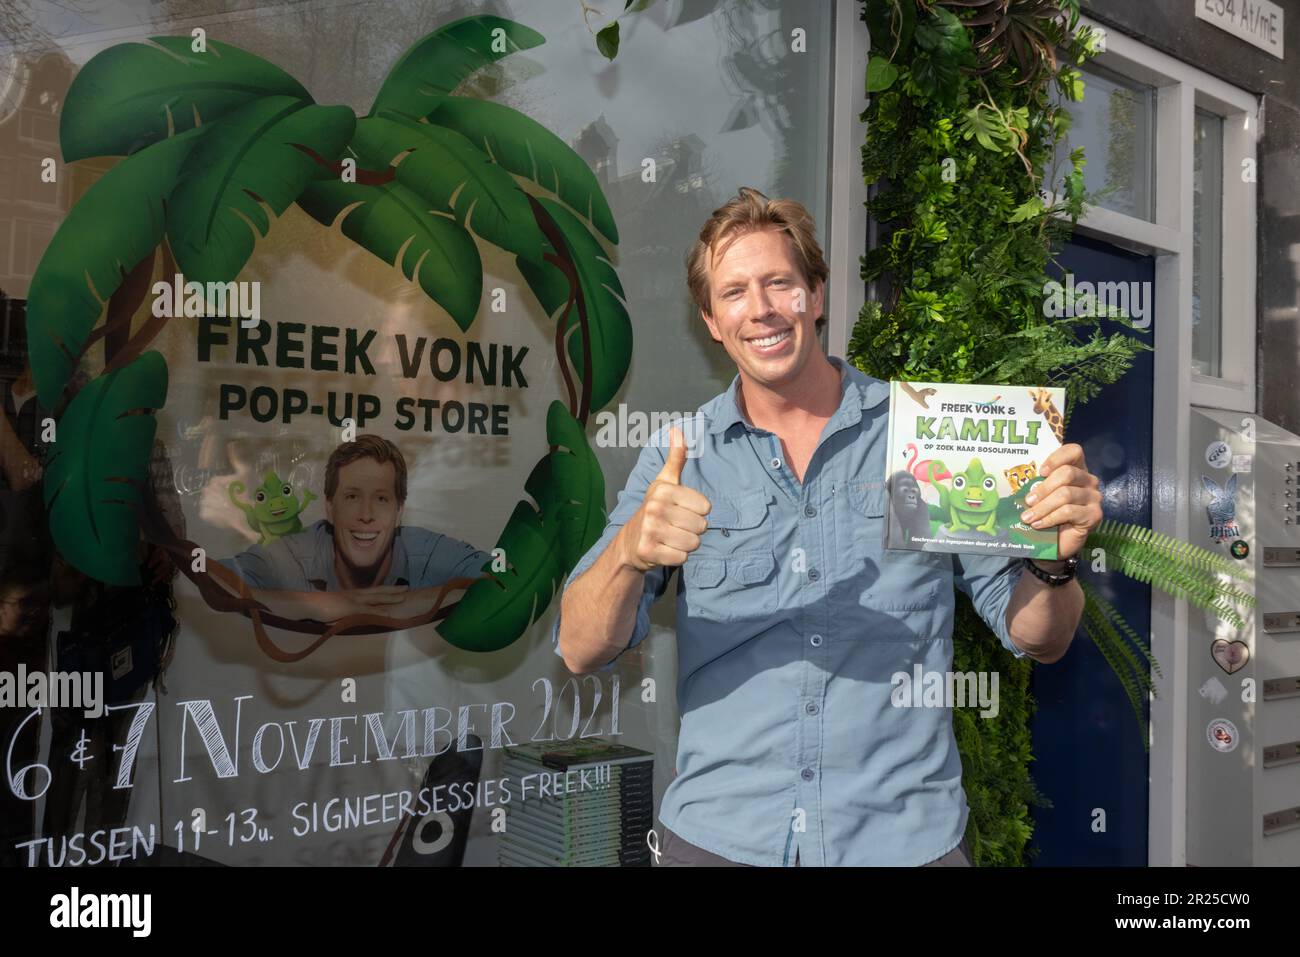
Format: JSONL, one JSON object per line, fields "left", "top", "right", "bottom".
{"left": 750, "top": 330, "right": 791, "bottom": 347}
{"left": 352, "top": 531, "right": 379, "bottom": 541}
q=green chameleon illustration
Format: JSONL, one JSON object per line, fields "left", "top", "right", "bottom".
{"left": 926, "top": 458, "right": 1046, "bottom": 540}
{"left": 229, "top": 472, "right": 317, "bottom": 545}
{"left": 926, "top": 458, "right": 1002, "bottom": 534}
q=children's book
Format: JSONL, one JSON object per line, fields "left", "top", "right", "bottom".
{"left": 884, "top": 380, "right": 1066, "bottom": 560}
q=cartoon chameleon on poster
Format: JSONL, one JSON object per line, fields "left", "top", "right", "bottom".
{"left": 229, "top": 472, "right": 317, "bottom": 545}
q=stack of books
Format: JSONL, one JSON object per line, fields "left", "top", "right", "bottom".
{"left": 497, "top": 739, "right": 654, "bottom": 867}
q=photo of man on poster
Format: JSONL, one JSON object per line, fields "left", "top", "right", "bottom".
{"left": 219, "top": 435, "right": 490, "bottom": 624}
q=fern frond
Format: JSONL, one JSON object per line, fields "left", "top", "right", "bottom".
{"left": 1080, "top": 582, "right": 1156, "bottom": 750}
{"left": 1085, "top": 520, "right": 1255, "bottom": 627}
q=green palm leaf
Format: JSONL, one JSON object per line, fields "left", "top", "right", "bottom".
{"left": 426, "top": 96, "right": 618, "bottom": 244}
{"left": 438, "top": 401, "right": 605, "bottom": 652}
{"left": 353, "top": 111, "right": 546, "bottom": 264}
{"left": 168, "top": 96, "right": 357, "bottom": 282}
{"left": 61, "top": 36, "right": 311, "bottom": 161}
{"left": 27, "top": 129, "right": 205, "bottom": 408}
{"left": 370, "top": 15, "right": 545, "bottom": 120}
{"left": 517, "top": 196, "right": 632, "bottom": 411}
{"left": 544, "top": 399, "right": 606, "bottom": 569}
{"left": 42, "top": 351, "right": 168, "bottom": 586}
{"left": 437, "top": 499, "right": 562, "bottom": 653}
{"left": 296, "top": 177, "right": 482, "bottom": 331}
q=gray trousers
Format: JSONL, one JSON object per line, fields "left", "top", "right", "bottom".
{"left": 657, "top": 827, "right": 973, "bottom": 867}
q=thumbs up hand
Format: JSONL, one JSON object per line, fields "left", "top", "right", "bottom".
{"left": 621, "top": 427, "right": 713, "bottom": 573}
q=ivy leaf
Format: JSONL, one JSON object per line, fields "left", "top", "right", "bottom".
{"left": 596, "top": 22, "right": 620, "bottom": 60}
{"left": 866, "top": 57, "right": 899, "bottom": 93}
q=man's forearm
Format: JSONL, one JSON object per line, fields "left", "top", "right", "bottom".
{"left": 558, "top": 527, "right": 651, "bottom": 674}
{"left": 1005, "top": 560, "right": 1085, "bottom": 664}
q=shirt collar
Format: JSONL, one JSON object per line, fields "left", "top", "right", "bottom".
{"left": 707, "top": 354, "right": 889, "bottom": 435}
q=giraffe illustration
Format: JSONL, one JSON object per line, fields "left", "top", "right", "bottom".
{"left": 1029, "top": 388, "right": 1065, "bottom": 443}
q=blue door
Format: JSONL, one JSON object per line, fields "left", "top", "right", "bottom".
{"left": 1028, "top": 235, "right": 1154, "bottom": 865}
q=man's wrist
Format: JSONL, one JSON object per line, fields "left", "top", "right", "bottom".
{"left": 613, "top": 525, "right": 650, "bottom": 575}
{"left": 1029, "top": 558, "right": 1068, "bottom": 574}
{"left": 1022, "top": 554, "right": 1080, "bottom": 587}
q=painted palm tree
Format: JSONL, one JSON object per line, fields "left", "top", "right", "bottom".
{"left": 27, "top": 15, "right": 633, "bottom": 654}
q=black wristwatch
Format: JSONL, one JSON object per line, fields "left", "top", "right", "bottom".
{"left": 1021, "top": 555, "right": 1079, "bottom": 586}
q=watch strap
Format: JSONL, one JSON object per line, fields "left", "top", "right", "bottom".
{"left": 1021, "top": 555, "right": 1078, "bottom": 587}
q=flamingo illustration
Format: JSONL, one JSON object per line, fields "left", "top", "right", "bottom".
{"left": 903, "top": 443, "right": 951, "bottom": 485}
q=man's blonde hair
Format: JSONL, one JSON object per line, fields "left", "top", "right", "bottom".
{"left": 685, "top": 186, "right": 829, "bottom": 332}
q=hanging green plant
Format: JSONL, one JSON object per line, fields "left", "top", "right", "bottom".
{"left": 852, "top": 0, "right": 1248, "bottom": 863}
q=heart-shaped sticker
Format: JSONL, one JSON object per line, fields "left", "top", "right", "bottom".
{"left": 1212, "top": 638, "right": 1250, "bottom": 675}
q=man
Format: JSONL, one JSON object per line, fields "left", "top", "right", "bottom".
{"left": 552, "top": 187, "right": 1101, "bottom": 866}
{"left": 220, "top": 435, "right": 489, "bottom": 623}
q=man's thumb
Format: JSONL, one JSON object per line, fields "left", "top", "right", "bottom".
{"left": 655, "top": 426, "right": 687, "bottom": 484}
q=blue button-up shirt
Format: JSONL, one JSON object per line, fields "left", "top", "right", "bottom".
{"left": 219, "top": 520, "right": 488, "bottom": 591}
{"left": 552, "top": 355, "right": 1027, "bottom": 866}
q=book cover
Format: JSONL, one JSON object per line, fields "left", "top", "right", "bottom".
{"left": 884, "top": 380, "right": 1066, "bottom": 560}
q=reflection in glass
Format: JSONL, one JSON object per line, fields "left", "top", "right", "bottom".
{"left": 1192, "top": 108, "right": 1223, "bottom": 379}
{"left": 1054, "top": 61, "right": 1156, "bottom": 221}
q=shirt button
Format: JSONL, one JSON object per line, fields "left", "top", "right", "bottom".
{"left": 801, "top": 767, "right": 815, "bottom": 781}
{"left": 805, "top": 702, "right": 818, "bottom": 715}
{"left": 810, "top": 634, "right": 823, "bottom": 647}
{"left": 770, "top": 457, "right": 782, "bottom": 469}
{"left": 804, "top": 505, "right": 816, "bottom": 517}
{"left": 808, "top": 568, "right": 820, "bottom": 581}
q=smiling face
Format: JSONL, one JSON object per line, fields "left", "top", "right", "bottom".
{"left": 326, "top": 457, "right": 402, "bottom": 577}
{"left": 699, "top": 229, "right": 825, "bottom": 394}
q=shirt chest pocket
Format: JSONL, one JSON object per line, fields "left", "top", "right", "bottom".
{"left": 683, "top": 488, "right": 778, "bottom": 622}
{"left": 844, "top": 479, "right": 948, "bottom": 614}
